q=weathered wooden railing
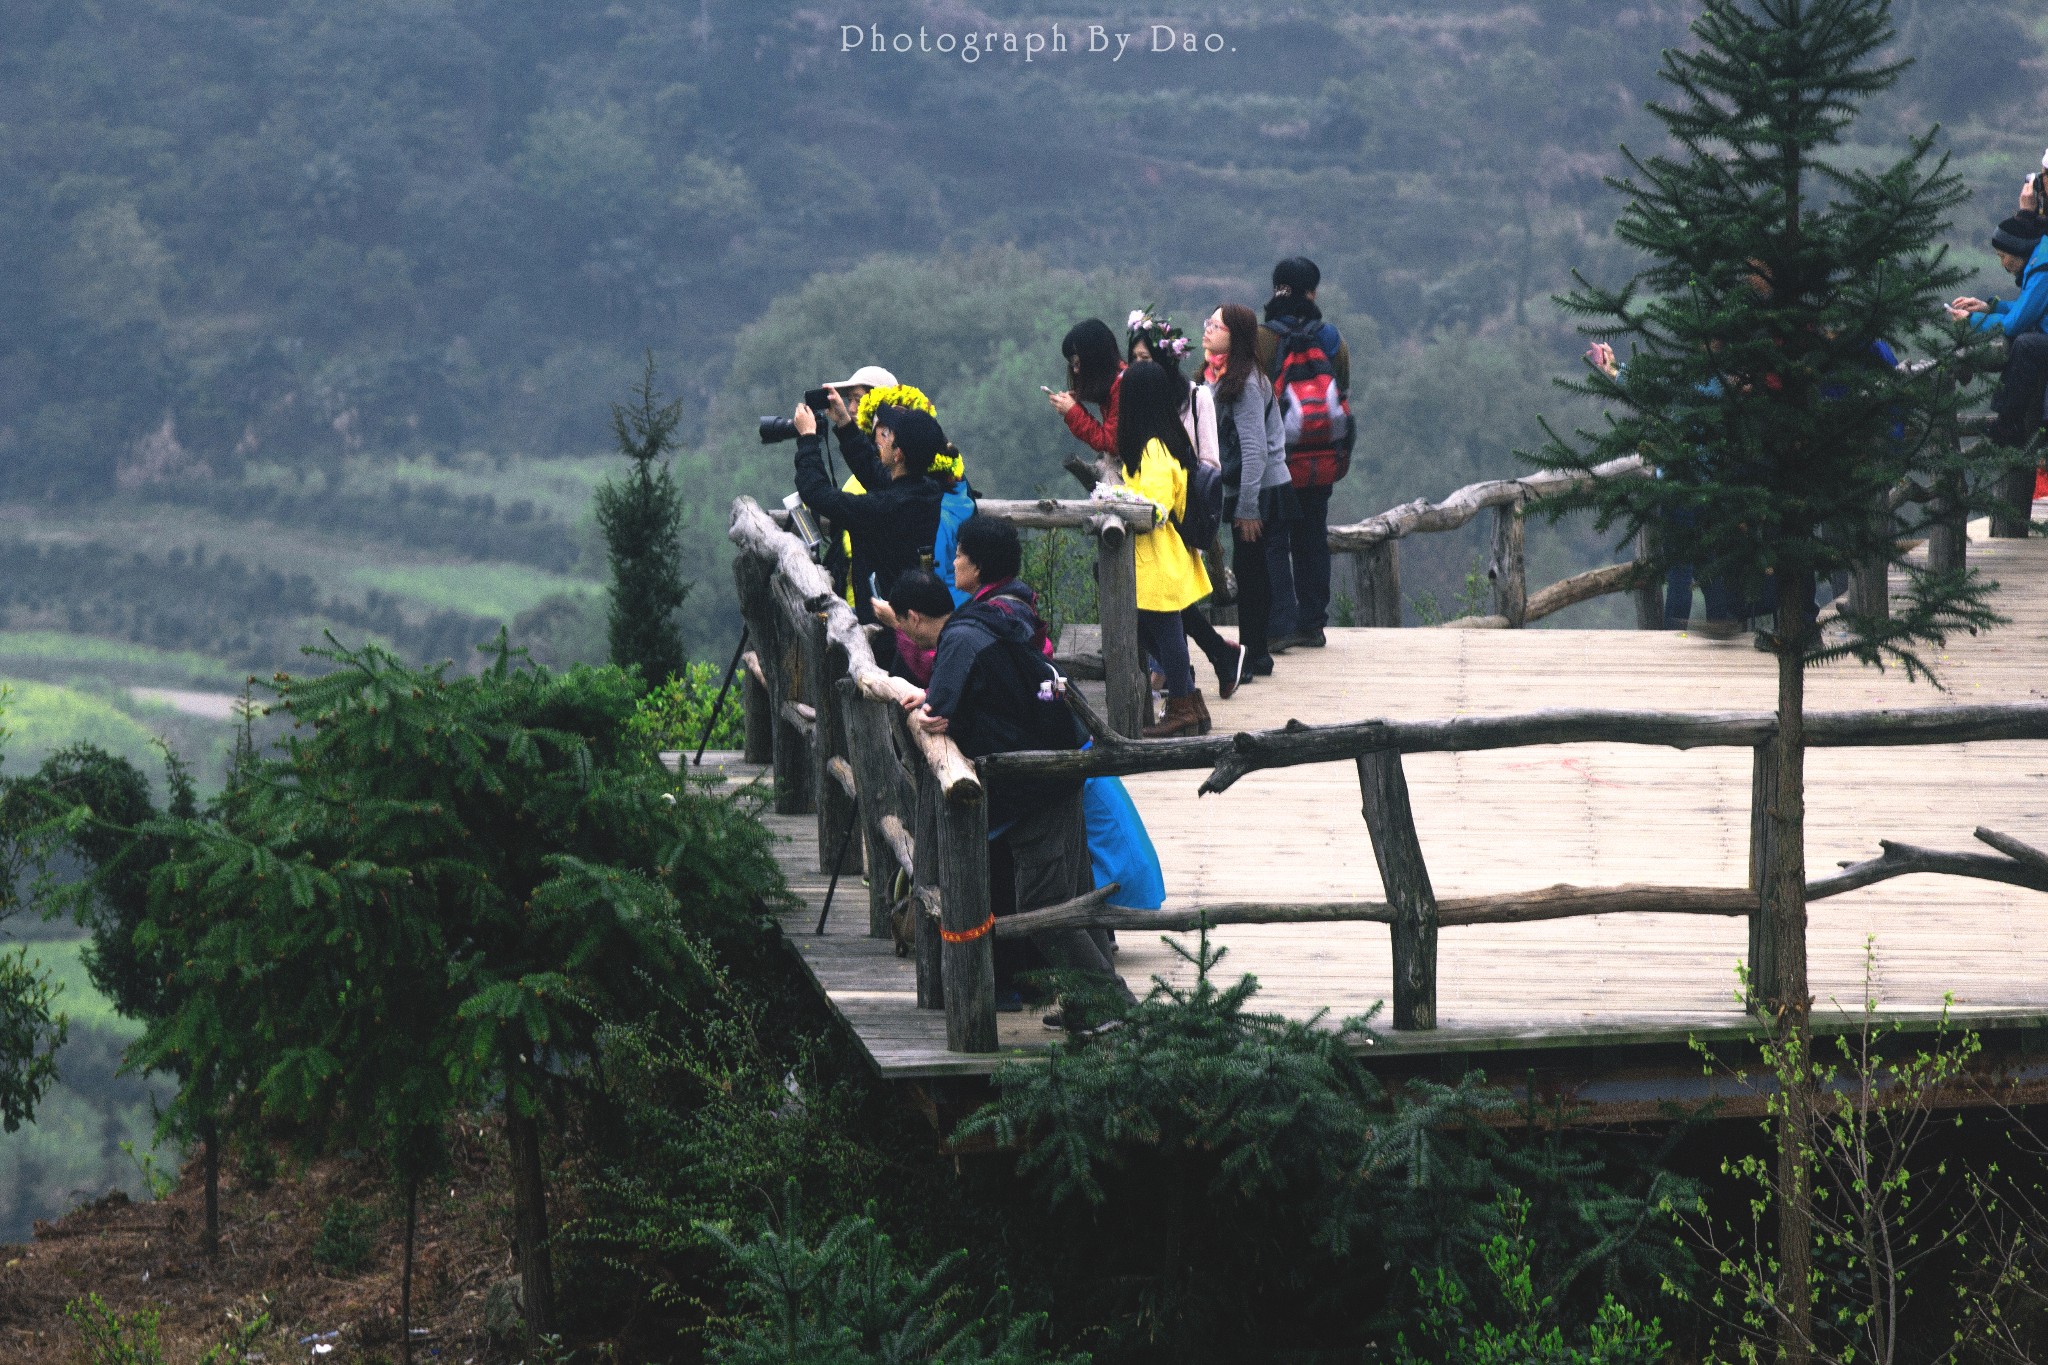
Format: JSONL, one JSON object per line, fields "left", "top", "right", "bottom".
{"left": 1323, "top": 455, "right": 1658, "bottom": 629}
{"left": 732, "top": 495, "right": 1146, "bottom": 1052}
{"left": 978, "top": 701, "right": 2048, "bottom": 1037}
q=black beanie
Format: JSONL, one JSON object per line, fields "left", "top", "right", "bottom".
{"left": 1993, "top": 215, "right": 2043, "bottom": 261}
{"left": 874, "top": 406, "right": 948, "bottom": 471}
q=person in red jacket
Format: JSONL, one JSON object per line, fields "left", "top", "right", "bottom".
{"left": 1048, "top": 319, "right": 1124, "bottom": 456}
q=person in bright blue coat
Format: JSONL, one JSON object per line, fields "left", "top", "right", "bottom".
{"left": 1949, "top": 215, "right": 2048, "bottom": 447}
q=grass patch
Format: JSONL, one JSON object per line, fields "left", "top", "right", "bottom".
{"left": 0, "top": 632, "right": 237, "bottom": 688}
{"left": 348, "top": 562, "right": 601, "bottom": 621}
{"left": 0, "top": 679, "right": 166, "bottom": 775}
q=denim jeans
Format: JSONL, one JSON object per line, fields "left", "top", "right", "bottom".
{"left": 1137, "top": 609, "right": 1195, "bottom": 697}
{"left": 1276, "top": 484, "right": 1333, "bottom": 633}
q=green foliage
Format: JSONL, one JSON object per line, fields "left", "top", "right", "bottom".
{"left": 701, "top": 1187, "right": 1083, "bottom": 1365}
{"left": 1018, "top": 530, "right": 1099, "bottom": 641}
{"left": 598, "top": 360, "right": 690, "bottom": 687}
{"left": 1409, "top": 555, "right": 1493, "bottom": 626}
{"left": 119, "top": 1138, "right": 176, "bottom": 1202}
{"left": 957, "top": 929, "right": 1490, "bottom": 1363}
{"left": 128, "top": 634, "right": 786, "bottom": 1337}
{"left": 1672, "top": 946, "right": 2047, "bottom": 1365}
{"left": 625, "top": 662, "right": 746, "bottom": 754}
{"left": 1536, "top": 0, "right": 2000, "bottom": 680}
{"left": 1392, "top": 1194, "right": 1670, "bottom": 1365}
{"left": 312, "top": 1195, "right": 379, "bottom": 1274}
{"left": 64, "top": 1294, "right": 162, "bottom": 1365}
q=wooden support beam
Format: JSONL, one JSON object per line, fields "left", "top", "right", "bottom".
{"left": 911, "top": 763, "right": 943, "bottom": 1010}
{"left": 935, "top": 791, "right": 998, "bottom": 1053}
{"left": 826, "top": 756, "right": 857, "bottom": 802}
{"left": 879, "top": 813, "right": 916, "bottom": 878}
{"left": 1357, "top": 751, "right": 1437, "bottom": 1031}
{"left": 1976, "top": 826, "right": 2048, "bottom": 874}
{"left": 1524, "top": 561, "right": 1639, "bottom": 624}
{"left": 840, "top": 682, "right": 906, "bottom": 939}
{"left": 1355, "top": 542, "right": 1401, "bottom": 627}
{"left": 1096, "top": 524, "right": 1146, "bottom": 740}
{"left": 1632, "top": 523, "right": 1663, "bottom": 630}
{"left": 1489, "top": 500, "right": 1527, "bottom": 627}
{"left": 740, "top": 650, "right": 773, "bottom": 764}
{"left": 807, "top": 614, "right": 860, "bottom": 875}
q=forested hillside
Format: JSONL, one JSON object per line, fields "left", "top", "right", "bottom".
{"left": 3, "top": 0, "right": 2044, "bottom": 673}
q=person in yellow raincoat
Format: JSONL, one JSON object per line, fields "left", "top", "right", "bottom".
{"left": 1115, "top": 360, "right": 1213, "bottom": 737}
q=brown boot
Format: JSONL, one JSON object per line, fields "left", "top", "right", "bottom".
{"left": 1143, "top": 693, "right": 1204, "bottom": 739}
{"left": 1189, "top": 689, "right": 1212, "bottom": 735}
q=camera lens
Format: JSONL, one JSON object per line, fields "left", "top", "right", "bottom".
{"left": 759, "top": 416, "right": 801, "bottom": 444}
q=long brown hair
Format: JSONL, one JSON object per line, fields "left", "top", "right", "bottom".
{"left": 1212, "top": 303, "right": 1261, "bottom": 406}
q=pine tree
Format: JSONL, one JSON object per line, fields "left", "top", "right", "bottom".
{"left": 596, "top": 356, "right": 690, "bottom": 685}
{"left": 1534, "top": 2, "right": 2005, "bottom": 1358}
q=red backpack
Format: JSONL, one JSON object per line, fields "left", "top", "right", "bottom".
{"left": 1266, "top": 318, "right": 1353, "bottom": 488}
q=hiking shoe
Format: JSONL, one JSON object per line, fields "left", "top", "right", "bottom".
{"left": 1298, "top": 628, "right": 1327, "bottom": 648}
{"left": 1245, "top": 653, "right": 1275, "bottom": 677}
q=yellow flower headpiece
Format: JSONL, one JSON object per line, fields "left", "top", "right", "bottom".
{"left": 857, "top": 383, "right": 967, "bottom": 484}
{"left": 855, "top": 383, "right": 935, "bottom": 433}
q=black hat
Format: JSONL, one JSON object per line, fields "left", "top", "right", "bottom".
{"left": 874, "top": 406, "right": 948, "bottom": 470}
{"left": 1993, "top": 215, "right": 2043, "bottom": 260}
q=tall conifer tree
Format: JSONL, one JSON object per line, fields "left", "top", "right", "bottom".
{"left": 597, "top": 356, "right": 689, "bottom": 684}
{"left": 1536, "top": 2, "right": 2004, "bottom": 1357}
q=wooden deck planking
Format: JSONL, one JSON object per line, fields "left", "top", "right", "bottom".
{"left": 748, "top": 534, "right": 2048, "bottom": 1077}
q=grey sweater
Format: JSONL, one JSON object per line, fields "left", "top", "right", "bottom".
{"left": 1209, "top": 370, "right": 1290, "bottom": 514}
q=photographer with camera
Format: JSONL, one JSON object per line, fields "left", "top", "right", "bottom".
{"left": 791, "top": 397, "right": 960, "bottom": 623}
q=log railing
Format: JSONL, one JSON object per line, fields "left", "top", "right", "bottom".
{"left": 975, "top": 700, "right": 2048, "bottom": 1035}
{"left": 1323, "top": 455, "right": 1659, "bottom": 629}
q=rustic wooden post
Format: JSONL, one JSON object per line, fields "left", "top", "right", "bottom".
{"left": 740, "top": 650, "right": 773, "bottom": 763}
{"left": 1847, "top": 488, "right": 1890, "bottom": 621}
{"left": 934, "top": 788, "right": 998, "bottom": 1053}
{"left": 1928, "top": 471, "right": 1968, "bottom": 575}
{"left": 1094, "top": 517, "right": 1146, "bottom": 740}
{"left": 1356, "top": 541, "right": 1402, "bottom": 627}
{"left": 1356, "top": 750, "right": 1438, "bottom": 1030}
{"left": 841, "top": 683, "right": 905, "bottom": 939}
{"left": 768, "top": 603, "right": 814, "bottom": 816}
{"left": 807, "top": 615, "right": 859, "bottom": 875}
{"left": 1488, "top": 500, "right": 1527, "bottom": 627}
{"left": 1632, "top": 524, "right": 1663, "bottom": 630}
{"left": 1991, "top": 461, "right": 2034, "bottom": 539}
{"left": 910, "top": 754, "right": 944, "bottom": 1009}
{"left": 733, "top": 553, "right": 806, "bottom": 803}
{"left": 1748, "top": 737, "right": 1781, "bottom": 1011}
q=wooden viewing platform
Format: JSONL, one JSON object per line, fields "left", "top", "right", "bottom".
{"left": 729, "top": 529, "right": 2048, "bottom": 1109}
{"left": 720, "top": 458, "right": 2048, "bottom": 1119}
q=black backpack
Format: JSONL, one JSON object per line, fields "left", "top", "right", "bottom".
{"left": 1173, "top": 461, "right": 1224, "bottom": 551}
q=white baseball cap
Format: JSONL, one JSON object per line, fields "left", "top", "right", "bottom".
{"left": 828, "top": 365, "right": 896, "bottom": 390}
{"left": 2039, "top": 147, "right": 2048, "bottom": 171}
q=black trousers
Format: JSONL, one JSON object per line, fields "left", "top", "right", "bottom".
{"left": 1232, "top": 522, "right": 1275, "bottom": 658}
{"left": 1992, "top": 331, "right": 2048, "bottom": 446}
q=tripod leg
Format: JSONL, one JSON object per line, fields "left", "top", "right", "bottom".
{"left": 694, "top": 624, "right": 750, "bottom": 767}
{"left": 815, "top": 800, "right": 863, "bottom": 936}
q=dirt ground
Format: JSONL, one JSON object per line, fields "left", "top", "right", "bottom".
{"left": 0, "top": 1120, "right": 525, "bottom": 1365}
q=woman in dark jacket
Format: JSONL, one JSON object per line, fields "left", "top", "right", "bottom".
{"left": 1204, "top": 304, "right": 1297, "bottom": 677}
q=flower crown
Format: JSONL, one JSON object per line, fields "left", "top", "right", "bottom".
{"left": 855, "top": 383, "right": 935, "bottom": 433}
{"left": 856, "top": 384, "right": 966, "bottom": 483}
{"left": 1126, "top": 307, "right": 1192, "bottom": 362}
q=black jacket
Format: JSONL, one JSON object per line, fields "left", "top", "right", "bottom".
{"left": 794, "top": 432, "right": 944, "bottom": 622}
{"left": 923, "top": 580, "right": 1083, "bottom": 827}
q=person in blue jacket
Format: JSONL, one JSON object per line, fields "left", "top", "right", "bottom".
{"left": 1949, "top": 214, "right": 2048, "bottom": 448}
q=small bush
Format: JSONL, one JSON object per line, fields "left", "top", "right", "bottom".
{"left": 311, "top": 1195, "right": 378, "bottom": 1273}
{"left": 626, "top": 660, "right": 746, "bottom": 753}
{"left": 65, "top": 1294, "right": 163, "bottom": 1365}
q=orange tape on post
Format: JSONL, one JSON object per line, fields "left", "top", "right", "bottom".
{"left": 939, "top": 912, "right": 996, "bottom": 945}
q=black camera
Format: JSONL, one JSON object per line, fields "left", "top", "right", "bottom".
{"left": 759, "top": 387, "right": 835, "bottom": 444}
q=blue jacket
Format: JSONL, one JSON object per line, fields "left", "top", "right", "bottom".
{"left": 933, "top": 484, "right": 976, "bottom": 606}
{"left": 1972, "top": 237, "right": 2048, "bottom": 337}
